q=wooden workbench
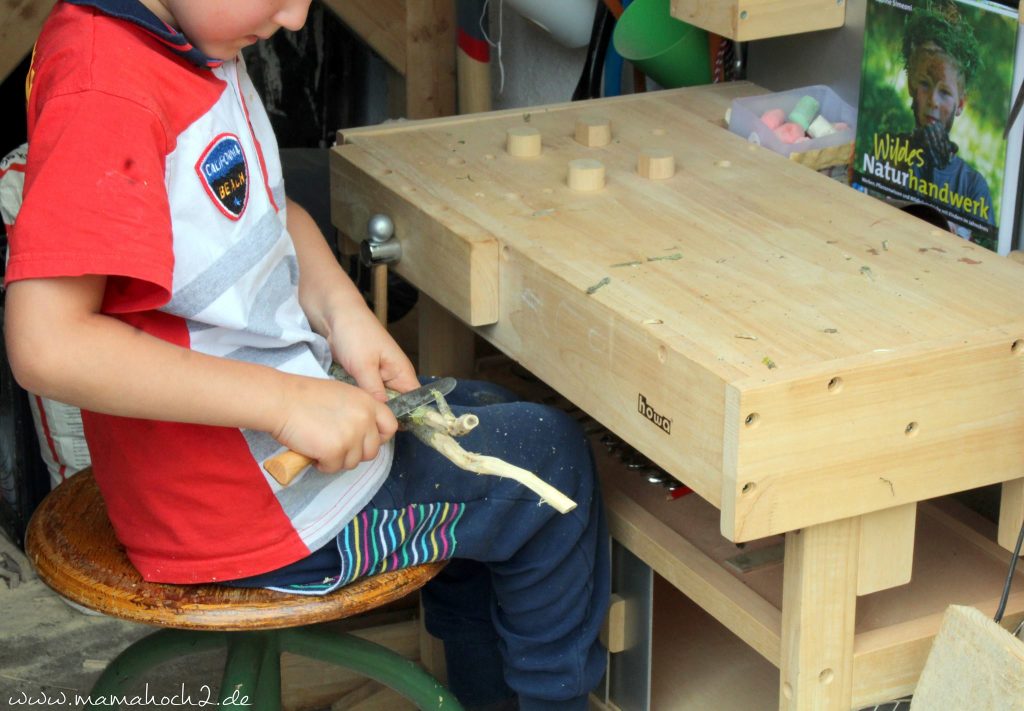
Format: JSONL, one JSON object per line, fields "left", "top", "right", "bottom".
{"left": 329, "top": 82, "right": 1024, "bottom": 710}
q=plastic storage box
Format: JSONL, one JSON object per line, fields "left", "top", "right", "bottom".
{"left": 728, "top": 85, "right": 857, "bottom": 171}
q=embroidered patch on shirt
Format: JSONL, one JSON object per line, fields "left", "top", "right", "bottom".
{"left": 195, "top": 133, "right": 249, "bottom": 219}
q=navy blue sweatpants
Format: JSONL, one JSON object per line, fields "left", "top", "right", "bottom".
{"left": 229, "top": 381, "right": 610, "bottom": 709}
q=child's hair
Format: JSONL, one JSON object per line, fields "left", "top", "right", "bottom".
{"left": 901, "top": 0, "right": 982, "bottom": 87}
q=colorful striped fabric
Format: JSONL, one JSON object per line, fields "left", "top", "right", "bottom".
{"left": 269, "top": 502, "right": 465, "bottom": 596}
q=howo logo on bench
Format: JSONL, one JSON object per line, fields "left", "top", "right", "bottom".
{"left": 638, "top": 394, "right": 672, "bottom": 434}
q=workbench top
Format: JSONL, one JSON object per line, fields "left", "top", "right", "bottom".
{"left": 330, "top": 83, "right": 1024, "bottom": 542}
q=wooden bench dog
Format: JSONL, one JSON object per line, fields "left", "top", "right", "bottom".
{"left": 24, "top": 468, "right": 459, "bottom": 711}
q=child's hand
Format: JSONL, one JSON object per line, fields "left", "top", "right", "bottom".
{"left": 329, "top": 308, "right": 419, "bottom": 400}
{"left": 912, "top": 122, "right": 956, "bottom": 168}
{"left": 273, "top": 376, "right": 398, "bottom": 473}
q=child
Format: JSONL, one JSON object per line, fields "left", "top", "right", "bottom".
{"left": 4, "top": 1, "right": 609, "bottom": 709}
{"left": 901, "top": 0, "right": 992, "bottom": 234}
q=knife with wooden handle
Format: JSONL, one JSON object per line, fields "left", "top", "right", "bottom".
{"left": 262, "top": 377, "right": 456, "bottom": 486}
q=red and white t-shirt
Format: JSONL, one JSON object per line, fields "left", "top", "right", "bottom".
{"left": 6, "top": 0, "right": 392, "bottom": 583}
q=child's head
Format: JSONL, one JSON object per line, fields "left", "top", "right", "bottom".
{"left": 906, "top": 42, "right": 965, "bottom": 133}
{"left": 140, "top": 0, "right": 312, "bottom": 60}
{"left": 901, "top": 1, "right": 981, "bottom": 132}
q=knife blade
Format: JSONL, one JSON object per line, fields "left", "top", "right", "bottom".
{"left": 386, "top": 377, "right": 456, "bottom": 418}
{"left": 263, "top": 378, "right": 458, "bottom": 486}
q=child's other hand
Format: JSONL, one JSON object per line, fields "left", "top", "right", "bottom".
{"left": 912, "top": 122, "right": 956, "bottom": 168}
{"left": 329, "top": 309, "right": 419, "bottom": 400}
{"left": 274, "top": 376, "right": 398, "bottom": 473}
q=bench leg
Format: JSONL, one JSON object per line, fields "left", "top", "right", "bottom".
{"left": 280, "top": 626, "right": 462, "bottom": 710}
{"left": 779, "top": 518, "right": 858, "bottom": 710}
{"left": 86, "top": 629, "right": 228, "bottom": 709}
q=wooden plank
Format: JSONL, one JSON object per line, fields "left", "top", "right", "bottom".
{"left": 651, "top": 575, "right": 779, "bottom": 710}
{"left": 602, "top": 467, "right": 783, "bottom": 666}
{"left": 494, "top": 245, "right": 740, "bottom": 506}
{"left": 999, "top": 478, "right": 1024, "bottom": 554}
{"left": 403, "top": 0, "right": 455, "bottom": 120}
{"left": 337, "top": 82, "right": 765, "bottom": 144}
{"left": 779, "top": 518, "right": 858, "bottom": 710}
{"left": 457, "top": 50, "right": 491, "bottom": 115}
{"left": 670, "top": 0, "right": 846, "bottom": 42}
{"left": 319, "top": 0, "right": 407, "bottom": 73}
{"left": 0, "top": 0, "right": 51, "bottom": 85}
{"left": 857, "top": 504, "right": 916, "bottom": 596}
{"left": 910, "top": 605, "right": 1024, "bottom": 711}
{"left": 723, "top": 323, "right": 1024, "bottom": 541}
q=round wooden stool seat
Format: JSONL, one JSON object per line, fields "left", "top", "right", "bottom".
{"left": 26, "top": 468, "right": 446, "bottom": 631}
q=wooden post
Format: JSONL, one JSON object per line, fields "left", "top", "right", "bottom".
{"left": 779, "top": 518, "right": 858, "bottom": 710}
{"left": 0, "top": 0, "right": 50, "bottom": 86}
{"left": 404, "top": 0, "right": 456, "bottom": 120}
{"left": 999, "top": 478, "right": 1024, "bottom": 555}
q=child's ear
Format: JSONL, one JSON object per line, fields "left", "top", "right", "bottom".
{"left": 956, "top": 95, "right": 966, "bottom": 117}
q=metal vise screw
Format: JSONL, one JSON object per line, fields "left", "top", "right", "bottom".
{"left": 360, "top": 214, "right": 402, "bottom": 266}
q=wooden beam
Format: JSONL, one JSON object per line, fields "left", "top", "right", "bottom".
{"left": 319, "top": 0, "right": 406, "bottom": 73}
{"left": 0, "top": 0, "right": 52, "bottom": 86}
{"left": 403, "top": 0, "right": 455, "bottom": 119}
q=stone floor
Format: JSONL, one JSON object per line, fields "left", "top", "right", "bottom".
{"left": 0, "top": 530, "right": 236, "bottom": 710}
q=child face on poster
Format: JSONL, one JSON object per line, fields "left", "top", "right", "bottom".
{"left": 907, "top": 41, "right": 966, "bottom": 134}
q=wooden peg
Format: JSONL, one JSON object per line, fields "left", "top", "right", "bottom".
{"left": 506, "top": 127, "right": 542, "bottom": 157}
{"left": 637, "top": 148, "right": 675, "bottom": 180}
{"left": 574, "top": 115, "right": 612, "bottom": 147}
{"left": 567, "top": 158, "right": 605, "bottom": 191}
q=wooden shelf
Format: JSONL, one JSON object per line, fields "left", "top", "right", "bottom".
{"left": 601, "top": 446, "right": 1024, "bottom": 709}
{"left": 670, "top": 0, "right": 846, "bottom": 41}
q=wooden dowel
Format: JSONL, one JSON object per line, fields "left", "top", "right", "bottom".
{"left": 372, "top": 264, "right": 388, "bottom": 326}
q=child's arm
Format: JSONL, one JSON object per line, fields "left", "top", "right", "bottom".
{"left": 284, "top": 198, "right": 420, "bottom": 400}
{"left": 4, "top": 274, "right": 396, "bottom": 473}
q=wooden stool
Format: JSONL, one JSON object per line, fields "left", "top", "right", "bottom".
{"left": 25, "top": 469, "right": 460, "bottom": 711}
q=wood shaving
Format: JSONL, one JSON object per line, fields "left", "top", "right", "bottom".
{"left": 586, "top": 277, "right": 611, "bottom": 295}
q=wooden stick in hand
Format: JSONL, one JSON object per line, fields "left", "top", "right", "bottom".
{"left": 264, "top": 450, "right": 313, "bottom": 485}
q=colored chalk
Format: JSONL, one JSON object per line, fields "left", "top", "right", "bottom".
{"left": 807, "top": 115, "right": 836, "bottom": 139}
{"left": 787, "top": 95, "right": 820, "bottom": 130}
{"left": 760, "top": 108, "right": 786, "bottom": 130}
{"left": 774, "top": 122, "right": 805, "bottom": 144}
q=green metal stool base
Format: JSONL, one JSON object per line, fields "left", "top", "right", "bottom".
{"left": 87, "top": 627, "right": 462, "bottom": 710}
